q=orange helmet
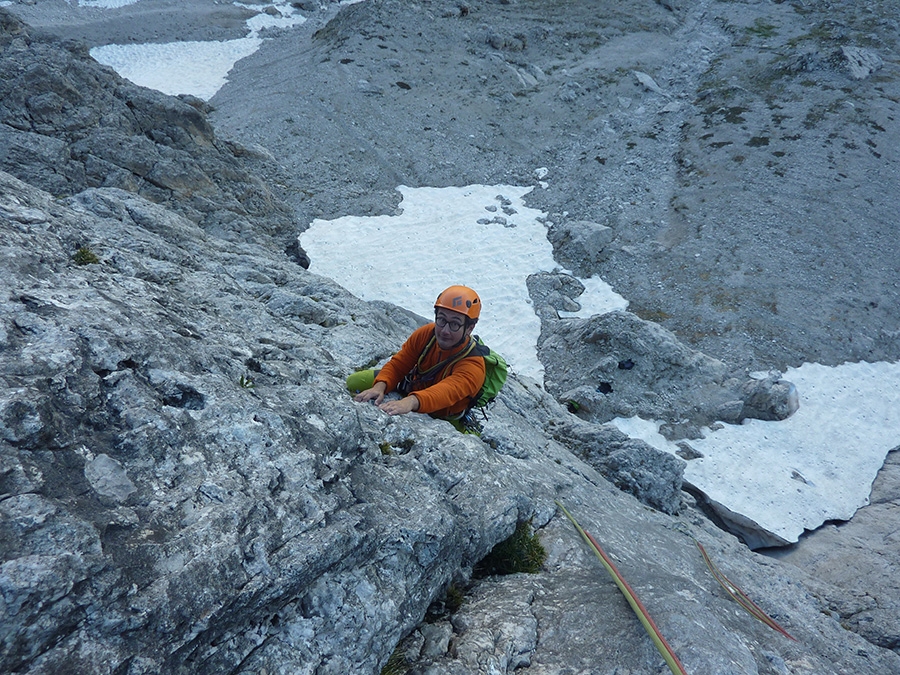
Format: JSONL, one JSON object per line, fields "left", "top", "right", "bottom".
{"left": 434, "top": 285, "right": 481, "bottom": 320}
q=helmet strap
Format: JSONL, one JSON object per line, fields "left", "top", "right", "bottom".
{"left": 450, "top": 331, "right": 469, "bottom": 349}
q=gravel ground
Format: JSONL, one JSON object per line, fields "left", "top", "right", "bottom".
{"left": 10, "top": 0, "right": 899, "bottom": 374}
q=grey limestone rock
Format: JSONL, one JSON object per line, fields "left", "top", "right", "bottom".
{"left": 525, "top": 271, "right": 585, "bottom": 320}
{"left": 838, "top": 45, "right": 884, "bottom": 80}
{"left": 0, "top": 9, "right": 293, "bottom": 246}
{"left": 1, "top": 3, "right": 899, "bottom": 674}
{"left": 545, "top": 218, "right": 615, "bottom": 277}
{"left": 549, "top": 419, "right": 685, "bottom": 515}
{"left": 83, "top": 453, "right": 137, "bottom": 504}
{"left": 539, "top": 310, "right": 798, "bottom": 433}
{"left": 738, "top": 373, "right": 800, "bottom": 422}
{"left": 3, "top": 167, "right": 898, "bottom": 674}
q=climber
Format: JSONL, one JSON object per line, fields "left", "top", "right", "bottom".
{"left": 347, "top": 285, "right": 487, "bottom": 420}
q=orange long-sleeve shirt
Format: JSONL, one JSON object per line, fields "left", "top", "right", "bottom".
{"left": 375, "top": 323, "right": 486, "bottom": 419}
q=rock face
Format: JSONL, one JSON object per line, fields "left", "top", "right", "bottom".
{"left": 548, "top": 418, "right": 686, "bottom": 515}
{"left": 538, "top": 310, "right": 798, "bottom": 434}
{"left": 2, "top": 168, "right": 899, "bottom": 673}
{"left": 2, "top": 4, "right": 900, "bottom": 675}
{"left": 0, "top": 8, "right": 294, "bottom": 246}
{"left": 525, "top": 272, "right": 587, "bottom": 320}
{"left": 768, "top": 446, "right": 900, "bottom": 654}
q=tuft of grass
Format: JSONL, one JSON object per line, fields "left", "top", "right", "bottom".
{"left": 380, "top": 643, "right": 409, "bottom": 675}
{"left": 423, "top": 580, "right": 470, "bottom": 623}
{"left": 633, "top": 307, "right": 673, "bottom": 322}
{"left": 444, "top": 583, "right": 465, "bottom": 613}
{"left": 746, "top": 18, "right": 777, "bottom": 39}
{"left": 746, "top": 136, "right": 770, "bottom": 147}
{"left": 73, "top": 246, "right": 100, "bottom": 265}
{"left": 239, "top": 374, "right": 255, "bottom": 389}
{"left": 474, "top": 520, "right": 546, "bottom": 577}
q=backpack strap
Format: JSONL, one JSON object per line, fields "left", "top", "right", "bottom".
{"left": 401, "top": 335, "right": 478, "bottom": 394}
{"left": 470, "top": 338, "right": 491, "bottom": 359}
{"left": 458, "top": 337, "right": 491, "bottom": 411}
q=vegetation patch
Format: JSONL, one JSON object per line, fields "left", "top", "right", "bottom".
{"left": 443, "top": 582, "right": 465, "bottom": 613}
{"left": 474, "top": 520, "right": 546, "bottom": 577}
{"left": 378, "top": 437, "right": 415, "bottom": 455}
{"left": 73, "top": 246, "right": 100, "bottom": 265}
{"left": 380, "top": 643, "right": 409, "bottom": 675}
{"left": 787, "top": 22, "right": 838, "bottom": 49}
{"left": 723, "top": 106, "right": 749, "bottom": 124}
{"left": 633, "top": 307, "right": 672, "bottom": 322}
{"left": 746, "top": 18, "right": 777, "bottom": 39}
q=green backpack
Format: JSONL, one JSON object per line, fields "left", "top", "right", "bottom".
{"left": 471, "top": 337, "right": 509, "bottom": 410}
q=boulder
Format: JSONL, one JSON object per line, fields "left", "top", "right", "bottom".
{"left": 545, "top": 218, "right": 615, "bottom": 277}
{"left": 837, "top": 45, "right": 884, "bottom": 80}
{"left": 539, "top": 310, "right": 798, "bottom": 432}
{"left": 525, "top": 271, "right": 585, "bottom": 320}
{"left": 548, "top": 420, "right": 685, "bottom": 514}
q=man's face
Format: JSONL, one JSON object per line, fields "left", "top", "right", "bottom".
{"left": 434, "top": 308, "right": 471, "bottom": 349}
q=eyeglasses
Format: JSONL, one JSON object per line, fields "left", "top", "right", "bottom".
{"left": 435, "top": 316, "right": 465, "bottom": 332}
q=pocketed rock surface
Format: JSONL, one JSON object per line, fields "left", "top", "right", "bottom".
{"left": 2, "top": 1, "right": 900, "bottom": 673}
